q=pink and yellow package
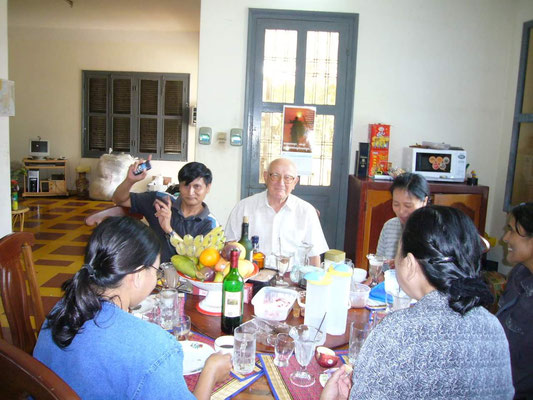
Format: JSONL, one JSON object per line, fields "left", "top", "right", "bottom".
{"left": 368, "top": 124, "right": 391, "bottom": 176}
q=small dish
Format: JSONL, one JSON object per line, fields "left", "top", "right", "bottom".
{"left": 181, "top": 341, "right": 215, "bottom": 375}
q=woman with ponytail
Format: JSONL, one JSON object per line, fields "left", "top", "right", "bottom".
{"left": 321, "top": 205, "right": 514, "bottom": 400}
{"left": 497, "top": 202, "right": 533, "bottom": 399}
{"left": 33, "top": 216, "right": 231, "bottom": 399}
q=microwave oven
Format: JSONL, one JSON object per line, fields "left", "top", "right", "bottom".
{"left": 403, "top": 147, "right": 467, "bottom": 182}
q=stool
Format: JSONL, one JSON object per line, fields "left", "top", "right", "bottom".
{"left": 11, "top": 207, "right": 30, "bottom": 232}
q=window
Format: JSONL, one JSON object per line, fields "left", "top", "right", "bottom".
{"left": 82, "top": 71, "right": 189, "bottom": 160}
{"left": 505, "top": 21, "right": 533, "bottom": 209}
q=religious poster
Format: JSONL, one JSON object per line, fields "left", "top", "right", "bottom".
{"left": 282, "top": 105, "right": 315, "bottom": 153}
{"left": 281, "top": 106, "right": 315, "bottom": 175}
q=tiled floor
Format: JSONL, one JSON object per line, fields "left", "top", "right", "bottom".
{"left": 1, "top": 197, "right": 113, "bottom": 336}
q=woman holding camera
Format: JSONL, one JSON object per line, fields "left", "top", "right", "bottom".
{"left": 34, "top": 216, "right": 231, "bottom": 399}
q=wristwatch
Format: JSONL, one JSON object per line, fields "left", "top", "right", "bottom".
{"left": 166, "top": 230, "right": 178, "bottom": 239}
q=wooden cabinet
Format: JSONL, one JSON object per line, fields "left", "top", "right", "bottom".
{"left": 344, "top": 176, "right": 489, "bottom": 269}
{"left": 22, "top": 158, "right": 68, "bottom": 197}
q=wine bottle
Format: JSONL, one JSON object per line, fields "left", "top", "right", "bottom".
{"left": 221, "top": 249, "right": 244, "bottom": 334}
{"left": 251, "top": 235, "right": 265, "bottom": 269}
{"left": 238, "top": 216, "right": 253, "bottom": 262}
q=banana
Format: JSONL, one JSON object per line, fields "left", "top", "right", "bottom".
{"left": 183, "top": 234, "right": 194, "bottom": 247}
{"left": 195, "top": 245, "right": 206, "bottom": 258}
{"left": 193, "top": 235, "right": 204, "bottom": 250}
{"left": 186, "top": 245, "right": 196, "bottom": 258}
{"left": 176, "top": 241, "right": 186, "bottom": 255}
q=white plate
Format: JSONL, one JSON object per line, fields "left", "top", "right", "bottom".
{"left": 132, "top": 295, "right": 157, "bottom": 315}
{"left": 181, "top": 341, "right": 215, "bottom": 375}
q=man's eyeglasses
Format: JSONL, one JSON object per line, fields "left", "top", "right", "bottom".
{"left": 269, "top": 173, "right": 296, "bottom": 184}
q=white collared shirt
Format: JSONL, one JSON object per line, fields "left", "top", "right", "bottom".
{"left": 225, "top": 191, "right": 329, "bottom": 268}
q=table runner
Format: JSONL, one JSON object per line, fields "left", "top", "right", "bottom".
{"left": 184, "top": 331, "right": 264, "bottom": 399}
{"left": 259, "top": 350, "right": 348, "bottom": 400}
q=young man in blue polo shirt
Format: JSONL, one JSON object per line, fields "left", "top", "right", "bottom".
{"left": 112, "top": 157, "right": 217, "bottom": 262}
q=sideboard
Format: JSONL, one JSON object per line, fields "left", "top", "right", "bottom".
{"left": 344, "top": 176, "right": 489, "bottom": 269}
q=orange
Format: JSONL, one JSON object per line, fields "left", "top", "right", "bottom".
{"left": 199, "top": 247, "right": 221, "bottom": 267}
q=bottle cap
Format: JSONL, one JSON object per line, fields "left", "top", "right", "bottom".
{"left": 251, "top": 235, "right": 259, "bottom": 245}
{"left": 243, "top": 216, "right": 249, "bottom": 223}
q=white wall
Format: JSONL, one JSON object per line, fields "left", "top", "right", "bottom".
{"left": 9, "top": 27, "right": 200, "bottom": 192}
{"left": 0, "top": 0, "right": 11, "bottom": 236}
{"left": 197, "top": 0, "right": 533, "bottom": 271}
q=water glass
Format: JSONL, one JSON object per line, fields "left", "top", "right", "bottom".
{"left": 172, "top": 315, "right": 191, "bottom": 341}
{"left": 273, "top": 253, "right": 292, "bottom": 286}
{"left": 366, "top": 254, "right": 386, "bottom": 287}
{"left": 160, "top": 262, "right": 179, "bottom": 289}
{"left": 158, "top": 288, "right": 178, "bottom": 330}
{"left": 289, "top": 325, "right": 323, "bottom": 387}
{"left": 268, "top": 333, "right": 295, "bottom": 368}
{"left": 348, "top": 322, "right": 369, "bottom": 365}
{"left": 233, "top": 324, "right": 256, "bottom": 375}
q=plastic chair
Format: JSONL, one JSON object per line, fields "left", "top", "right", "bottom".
{"left": 84, "top": 205, "right": 143, "bottom": 226}
{"left": 0, "top": 338, "right": 80, "bottom": 399}
{"left": 0, "top": 232, "right": 45, "bottom": 354}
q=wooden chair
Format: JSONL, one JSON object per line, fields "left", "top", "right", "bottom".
{"left": 0, "top": 338, "right": 80, "bottom": 399}
{"left": 84, "top": 205, "right": 143, "bottom": 227}
{"left": 0, "top": 232, "right": 45, "bottom": 354}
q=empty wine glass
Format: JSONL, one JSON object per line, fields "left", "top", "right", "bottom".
{"left": 289, "top": 324, "right": 323, "bottom": 387}
{"left": 366, "top": 254, "right": 386, "bottom": 287}
{"left": 273, "top": 252, "right": 292, "bottom": 286}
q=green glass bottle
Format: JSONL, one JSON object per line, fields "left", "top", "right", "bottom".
{"left": 238, "top": 216, "right": 253, "bottom": 262}
{"left": 221, "top": 249, "right": 244, "bottom": 334}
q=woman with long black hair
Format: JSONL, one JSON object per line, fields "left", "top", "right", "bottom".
{"left": 322, "top": 206, "right": 514, "bottom": 400}
{"left": 34, "top": 216, "right": 231, "bottom": 399}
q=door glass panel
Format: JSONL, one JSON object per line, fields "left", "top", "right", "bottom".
{"left": 263, "top": 29, "right": 297, "bottom": 103}
{"left": 113, "top": 79, "right": 131, "bottom": 114}
{"left": 521, "top": 28, "right": 533, "bottom": 113}
{"left": 140, "top": 80, "right": 159, "bottom": 115}
{"left": 112, "top": 117, "right": 130, "bottom": 152}
{"left": 258, "top": 113, "right": 333, "bottom": 186}
{"left": 164, "top": 119, "right": 182, "bottom": 154}
{"left": 304, "top": 31, "right": 339, "bottom": 105}
{"left": 511, "top": 122, "right": 533, "bottom": 204}
{"left": 139, "top": 118, "right": 157, "bottom": 153}
{"left": 259, "top": 112, "right": 283, "bottom": 183}
{"left": 298, "top": 114, "right": 334, "bottom": 186}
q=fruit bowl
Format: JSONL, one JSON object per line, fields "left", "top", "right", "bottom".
{"left": 177, "top": 264, "right": 259, "bottom": 316}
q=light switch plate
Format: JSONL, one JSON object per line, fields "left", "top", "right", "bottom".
{"left": 230, "top": 128, "right": 243, "bottom": 146}
{"left": 198, "top": 127, "right": 212, "bottom": 145}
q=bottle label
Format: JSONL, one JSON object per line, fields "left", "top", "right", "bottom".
{"left": 223, "top": 291, "right": 242, "bottom": 318}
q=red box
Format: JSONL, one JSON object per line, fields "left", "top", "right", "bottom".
{"left": 368, "top": 124, "right": 391, "bottom": 176}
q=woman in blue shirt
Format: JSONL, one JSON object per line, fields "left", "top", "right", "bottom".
{"left": 34, "top": 216, "right": 231, "bottom": 400}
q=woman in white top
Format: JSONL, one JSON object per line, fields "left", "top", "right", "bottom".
{"left": 376, "top": 173, "right": 429, "bottom": 263}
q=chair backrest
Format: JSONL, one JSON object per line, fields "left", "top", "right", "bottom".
{"left": 0, "top": 338, "right": 80, "bottom": 399}
{"left": 0, "top": 232, "right": 44, "bottom": 354}
{"left": 84, "top": 205, "right": 143, "bottom": 226}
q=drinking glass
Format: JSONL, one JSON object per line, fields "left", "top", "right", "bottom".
{"left": 348, "top": 322, "right": 369, "bottom": 365}
{"left": 172, "top": 315, "right": 191, "bottom": 341}
{"left": 160, "top": 262, "right": 179, "bottom": 289}
{"left": 158, "top": 288, "right": 178, "bottom": 330}
{"left": 289, "top": 324, "right": 323, "bottom": 387}
{"left": 268, "top": 333, "right": 295, "bottom": 368}
{"left": 233, "top": 324, "right": 256, "bottom": 375}
{"left": 366, "top": 254, "right": 386, "bottom": 287}
{"left": 273, "top": 253, "right": 292, "bottom": 286}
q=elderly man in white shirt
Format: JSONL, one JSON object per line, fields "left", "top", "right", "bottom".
{"left": 225, "top": 158, "right": 328, "bottom": 268}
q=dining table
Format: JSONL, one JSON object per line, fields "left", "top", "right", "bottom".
{"left": 184, "top": 290, "right": 371, "bottom": 399}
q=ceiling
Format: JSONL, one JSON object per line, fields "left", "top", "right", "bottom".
{"left": 8, "top": 0, "right": 201, "bottom": 32}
